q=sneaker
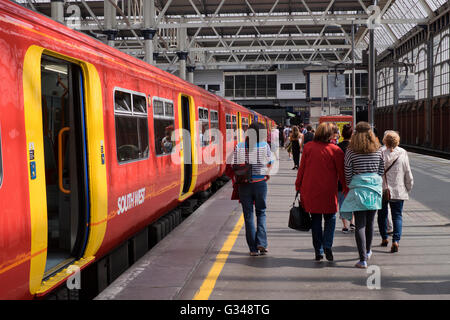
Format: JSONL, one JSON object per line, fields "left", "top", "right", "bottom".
{"left": 315, "top": 254, "right": 324, "bottom": 261}
{"left": 354, "top": 261, "right": 368, "bottom": 269}
{"left": 342, "top": 228, "right": 349, "bottom": 234}
{"left": 324, "top": 248, "right": 334, "bottom": 261}
{"left": 367, "top": 250, "right": 373, "bottom": 260}
{"left": 249, "top": 252, "right": 260, "bottom": 256}
{"left": 380, "top": 239, "right": 389, "bottom": 247}
{"left": 257, "top": 246, "right": 268, "bottom": 255}
{"left": 350, "top": 224, "right": 356, "bottom": 231}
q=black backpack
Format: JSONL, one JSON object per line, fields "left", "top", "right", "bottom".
{"left": 303, "top": 132, "right": 314, "bottom": 144}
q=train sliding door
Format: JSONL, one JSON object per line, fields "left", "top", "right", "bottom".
{"left": 40, "top": 55, "right": 89, "bottom": 276}
{"left": 179, "top": 94, "right": 197, "bottom": 199}
{"left": 181, "top": 95, "right": 192, "bottom": 195}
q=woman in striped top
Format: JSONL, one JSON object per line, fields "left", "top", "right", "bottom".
{"left": 232, "top": 122, "right": 274, "bottom": 256}
{"left": 341, "top": 122, "right": 384, "bottom": 269}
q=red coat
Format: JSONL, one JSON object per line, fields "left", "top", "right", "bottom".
{"left": 295, "top": 141, "right": 347, "bottom": 214}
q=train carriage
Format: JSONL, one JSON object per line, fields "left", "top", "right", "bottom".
{"left": 0, "top": 1, "right": 274, "bottom": 299}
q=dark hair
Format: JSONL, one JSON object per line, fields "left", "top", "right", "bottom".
{"left": 245, "top": 122, "right": 267, "bottom": 151}
{"left": 342, "top": 124, "right": 353, "bottom": 140}
{"left": 306, "top": 125, "right": 312, "bottom": 132}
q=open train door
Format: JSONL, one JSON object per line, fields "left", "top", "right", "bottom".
{"left": 178, "top": 94, "right": 197, "bottom": 200}
{"left": 23, "top": 46, "right": 107, "bottom": 296}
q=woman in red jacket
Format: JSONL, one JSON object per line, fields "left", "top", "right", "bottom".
{"left": 295, "top": 122, "right": 347, "bottom": 261}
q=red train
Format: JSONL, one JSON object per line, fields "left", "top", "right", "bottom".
{"left": 0, "top": 1, "right": 276, "bottom": 299}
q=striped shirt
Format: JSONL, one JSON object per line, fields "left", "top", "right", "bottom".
{"left": 344, "top": 148, "right": 384, "bottom": 186}
{"left": 232, "top": 142, "right": 273, "bottom": 180}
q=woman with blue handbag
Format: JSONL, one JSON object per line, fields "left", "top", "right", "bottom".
{"left": 340, "top": 122, "right": 384, "bottom": 269}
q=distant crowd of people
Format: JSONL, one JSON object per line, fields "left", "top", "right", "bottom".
{"left": 228, "top": 119, "right": 414, "bottom": 269}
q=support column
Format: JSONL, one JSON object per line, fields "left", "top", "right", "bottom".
{"left": 51, "top": 0, "right": 64, "bottom": 24}
{"left": 393, "top": 54, "right": 399, "bottom": 131}
{"left": 368, "top": 23, "right": 377, "bottom": 128}
{"left": 177, "top": 52, "right": 188, "bottom": 81}
{"left": 143, "top": 30, "right": 156, "bottom": 65}
{"left": 187, "top": 66, "right": 196, "bottom": 83}
{"left": 426, "top": 31, "right": 434, "bottom": 146}
{"left": 104, "top": 0, "right": 117, "bottom": 48}
{"left": 178, "top": 21, "right": 188, "bottom": 80}
{"left": 351, "top": 22, "right": 357, "bottom": 123}
{"left": 143, "top": 0, "right": 156, "bottom": 65}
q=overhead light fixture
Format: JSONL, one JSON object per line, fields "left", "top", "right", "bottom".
{"left": 43, "top": 64, "right": 68, "bottom": 75}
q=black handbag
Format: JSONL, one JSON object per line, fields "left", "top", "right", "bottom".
{"left": 288, "top": 192, "right": 311, "bottom": 231}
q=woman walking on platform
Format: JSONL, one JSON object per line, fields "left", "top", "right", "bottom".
{"left": 340, "top": 122, "right": 384, "bottom": 269}
{"left": 232, "top": 122, "right": 274, "bottom": 256}
{"left": 290, "top": 126, "right": 303, "bottom": 170}
{"left": 377, "top": 130, "right": 413, "bottom": 253}
{"left": 295, "top": 122, "right": 347, "bottom": 262}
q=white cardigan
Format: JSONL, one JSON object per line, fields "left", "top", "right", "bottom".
{"left": 381, "top": 146, "right": 414, "bottom": 200}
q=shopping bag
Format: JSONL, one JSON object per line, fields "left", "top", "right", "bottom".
{"left": 288, "top": 192, "right": 311, "bottom": 231}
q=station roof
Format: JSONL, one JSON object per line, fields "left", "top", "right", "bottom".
{"left": 13, "top": 0, "right": 449, "bottom": 70}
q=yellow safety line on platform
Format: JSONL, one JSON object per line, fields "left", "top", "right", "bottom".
{"left": 193, "top": 214, "right": 244, "bottom": 300}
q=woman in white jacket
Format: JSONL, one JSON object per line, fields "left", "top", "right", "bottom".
{"left": 377, "top": 131, "right": 414, "bottom": 253}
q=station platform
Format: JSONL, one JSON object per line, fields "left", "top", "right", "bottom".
{"left": 96, "top": 150, "right": 450, "bottom": 300}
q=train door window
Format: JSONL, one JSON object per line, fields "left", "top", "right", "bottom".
{"left": 0, "top": 124, "right": 2, "bottom": 187}
{"left": 210, "top": 110, "right": 219, "bottom": 144}
{"left": 41, "top": 55, "right": 91, "bottom": 276}
{"left": 153, "top": 98, "right": 175, "bottom": 155}
{"left": 242, "top": 117, "right": 249, "bottom": 132}
{"left": 232, "top": 115, "right": 237, "bottom": 141}
{"left": 198, "top": 107, "right": 209, "bottom": 147}
{"left": 225, "top": 114, "right": 232, "bottom": 141}
{"left": 114, "top": 89, "right": 149, "bottom": 163}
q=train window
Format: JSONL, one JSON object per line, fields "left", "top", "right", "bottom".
{"left": 114, "top": 89, "right": 149, "bottom": 163}
{"left": 165, "top": 102, "right": 174, "bottom": 117}
{"left": 198, "top": 107, "right": 209, "bottom": 147}
{"left": 226, "top": 114, "right": 232, "bottom": 141}
{"left": 210, "top": 110, "right": 219, "bottom": 144}
{"left": 115, "top": 91, "right": 132, "bottom": 112}
{"left": 0, "top": 124, "right": 2, "bottom": 187}
{"left": 232, "top": 115, "right": 237, "bottom": 141}
{"left": 153, "top": 98, "right": 175, "bottom": 156}
{"left": 154, "top": 99, "right": 164, "bottom": 115}
{"left": 133, "top": 95, "right": 147, "bottom": 114}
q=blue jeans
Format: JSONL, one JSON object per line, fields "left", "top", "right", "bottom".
{"left": 377, "top": 200, "right": 404, "bottom": 243}
{"left": 311, "top": 213, "right": 336, "bottom": 255}
{"left": 338, "top": 191, "right": 352, "bottom": 221}
{"left": 238, "top": 180, "right": 268, "bottom": 252}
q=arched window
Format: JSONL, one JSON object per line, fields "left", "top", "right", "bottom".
{"left": 434, "top": 30, "right": 450, "bottom": 97}
{"left": 414, "top": 45, "right": 428, "bottom": 100}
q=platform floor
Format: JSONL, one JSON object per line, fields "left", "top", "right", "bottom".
{"left": 96, "top": 149, "right": 450, "bottom": 300}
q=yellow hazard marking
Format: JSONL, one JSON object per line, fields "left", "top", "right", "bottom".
{"left": 193, "top": 214, "right": 244, "bottom": 300}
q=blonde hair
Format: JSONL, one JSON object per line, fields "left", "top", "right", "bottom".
{"left": 383, "top": 130, "right": 400, "bottom": 149}
{"left": 349, "top": 121, "right": 380, "bottom": 153}
{"left": 314, "top": 122, "right": 337, "bottom": 143}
